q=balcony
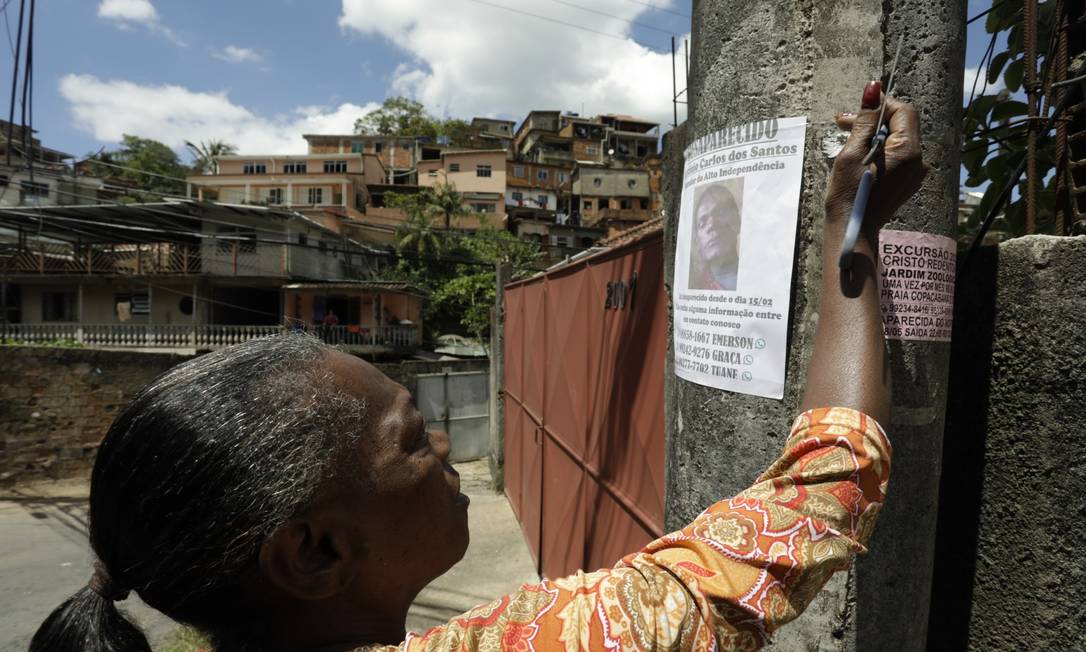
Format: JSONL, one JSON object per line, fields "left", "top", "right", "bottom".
{"left": 0, "top": 241, "right": 201, "bottom": 275}
{"left": 0, "top": 322, "right": 421, "bottom": 353}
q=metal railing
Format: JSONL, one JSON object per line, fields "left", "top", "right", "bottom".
{"left": 0, "top": 242, "right": 202, "bottom": 275}
{"left": 306, "top": 324, "right": 420, "bottom": 349}
{"left": 0, "top": 322, "right": 420, "bottom": 351}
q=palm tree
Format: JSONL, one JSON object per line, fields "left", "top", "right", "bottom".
{"left": 394, "top": 196, "right": 444, "bottom": 258}
{"left": 430, "top": 182, "right": 470, "bottom": 230}
{"left": 185, "top": 139, "right": 238, "bottom": 175}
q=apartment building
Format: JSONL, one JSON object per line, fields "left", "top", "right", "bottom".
{"left": 572, "top": 166, "right": 654, "bottom": 236}
{"left": 1, "top": 120, "right": 105, "bottom": 208}
{"left": 469, "top": 118, "right": 516, "bottom": 150}
{"left": 187, "top": 153, "right": 383, "bottom": 226}
{"left": 418, "top": 149, "right": 507, "bottom": 227}
{"left": 599, "top": 114, "right": 659, "bottom": 163}
{"left": 506, "top": 161, "right": 572, "bottom": 216}
{"left": 558, "top": 116, "right": 607, "bottom": 164}
{"left": 304, "top": 134, "right": 445, "bottom": 185}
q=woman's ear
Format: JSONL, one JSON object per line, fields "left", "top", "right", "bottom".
{"left": 258, "top": 506, "right": 363, "bottom": 601}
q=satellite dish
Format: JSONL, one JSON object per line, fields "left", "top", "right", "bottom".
{"left": 607, "top": 148, "right": 615, "bottom": 156}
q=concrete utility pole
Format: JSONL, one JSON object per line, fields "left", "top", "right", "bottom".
{"left": 661, "top": 2, "right": 965, "bottom": 650}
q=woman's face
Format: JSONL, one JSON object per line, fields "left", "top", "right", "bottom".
{"left": 328, "top": 352, "right": 470, "bottom": 597}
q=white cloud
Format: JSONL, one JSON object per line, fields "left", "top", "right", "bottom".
{"left": 58, "top": 74, "right": 379, "bottom": 155}
{"left": 963, "top": 66, "right": 1005, "bottom": 102}
{"left": 213, "top": 45, "right": 263, "bottom": 64}
{"left": 97, "top": 0, "right": 186, "bottom": 46}
{"left": 98, "top": 0, "right": 157, "bottom": 23}
{"left": 337, "top": 0, "right": 688, "bottom": 127}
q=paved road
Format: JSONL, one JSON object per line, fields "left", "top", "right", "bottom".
{"left": 0, "top": 459, "right": 537, "bottom": 650}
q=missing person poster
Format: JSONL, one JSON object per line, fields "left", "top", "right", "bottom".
{"left": 673, "top": 117, "right": 807, "bottom": 400}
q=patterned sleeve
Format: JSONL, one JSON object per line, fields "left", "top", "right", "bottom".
{"left": 362, "top": 407, "right": 891, "bottom": 652}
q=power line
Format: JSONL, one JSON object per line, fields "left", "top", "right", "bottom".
{"left": 464, "top": 0, "right": 631, "bottom": 42}
{"left": 545, "top": 0, "right": 680, "bottom": 37}
{"left": 619, "top": 0, "right": 690, "bottom": 19}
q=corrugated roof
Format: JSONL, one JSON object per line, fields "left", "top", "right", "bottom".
{"left": 282, "top": 281, "right": 428, "bottom": 296}
{"left": 597, "top": 217, "right": 664, "bottom": 247}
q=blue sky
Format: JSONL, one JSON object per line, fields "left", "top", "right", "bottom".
{"left": 2, "top": 0, "right": 998, "bottom": 162}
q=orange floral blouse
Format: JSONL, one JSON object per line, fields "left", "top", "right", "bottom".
{"left": 361, "top": 407, "right": 890, "bottom": 651}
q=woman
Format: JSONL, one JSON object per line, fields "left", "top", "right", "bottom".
{"left": 31, "top": 85, "right": 925, "bottom": 651}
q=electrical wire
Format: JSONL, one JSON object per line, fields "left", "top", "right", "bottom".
{"left": 619, "top": 0, "right": 689, "bottom": 20}
{"left": 545, "top": 0, "right": 680, "bottom": 36}
{"left": 463, "top": 0, "right": 632, "bottom": 42}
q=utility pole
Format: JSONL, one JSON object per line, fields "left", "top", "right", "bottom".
{"left": 662, "top": 1, "right": 965, "bottom": 649}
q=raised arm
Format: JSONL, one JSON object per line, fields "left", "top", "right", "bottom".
{"left": 800, "top": 85, "right": 927, "bottom": 424}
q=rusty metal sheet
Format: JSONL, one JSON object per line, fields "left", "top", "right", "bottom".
{"left": 503, "top": 232, "right": 665, "bottom": 578}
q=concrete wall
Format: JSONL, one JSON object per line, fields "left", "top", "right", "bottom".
{"left": 663, "top": 2, "right": 965, "bottom": 649}
{"left": 14, "top": 280, "right": 207, "bottom": 326}
{"left": 0, "top": 346, "right": 194, "bottom": 484}
{"left": 928, "top": 236, "right": 1086, "bottom": 651}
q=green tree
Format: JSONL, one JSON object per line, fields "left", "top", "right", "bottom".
{"left": 383, "top": 186, "right": 541, "bottom": 342}
{"left": 82, "top": 135, "right": 191, "bottom": 200}
{"left": 389, "top": 190, "right": 444, "bottom": 258}
{"left": 185, "top": 139, "right": 238, "bottom": 175}
{"left": 430, "top": 182, "right": 471, "bottom": 230}
{"left": 352, "top": 97, "right": 479, "bottom": 145}
{"left": 354, "top": 97, "right": 440, "bottom": 137}
{"left": 960, "top": 0, "right": 1061, "bottom": 240}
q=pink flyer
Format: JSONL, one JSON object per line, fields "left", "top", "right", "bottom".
{"left": 877, "top": 229, "right": 956, "bottom": 342}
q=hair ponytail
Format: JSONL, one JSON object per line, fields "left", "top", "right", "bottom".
{"left": 30, "top": 585, "right": 151, "bottom": 652}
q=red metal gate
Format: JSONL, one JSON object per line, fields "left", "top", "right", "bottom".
{"left": 503, "top": 229, "right": 666, "bottom": 579}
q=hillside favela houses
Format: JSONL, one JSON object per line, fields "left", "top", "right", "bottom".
{"left": 1, "top": 106, "right": 662, "bottom": 355}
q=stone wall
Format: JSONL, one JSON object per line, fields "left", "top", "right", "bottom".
{"left": 0, "top": 346, "right": 194, "bottom": 484}
{"left": 929, "top": 236, "right": 1086, "bottom": 650}
{"left": 0, "top": 346, "right": 488, "bottom": 485}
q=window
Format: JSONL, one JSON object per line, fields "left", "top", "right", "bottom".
{"left": 586, "top": 145, "right": 599, "bottom": 155}
{"left": 130, "top": 294, "right": 151, "bottom": 315}
{"left": 351, "top": 142, "right": 365, "bottom": 153}
{"left": 428, "top": 170, "right": 437, "bottom": 177}
{"left": 19, "top": 181, "right": 49, "bottom": 201}
{"left": 476, "top": 165, "right": 492, "bottom": 177}
{"left": 558, "top": 172, "right": 568, "bottom": 183}
{"left": 283, "top": 162, "right": 307, "bottom": 174}
{"left": 267, "top": 188, "right": 284, "bottom": 204}
{"left": 243, "top": 162, "right": 267, "bottom": 174}
{"left": 637, "top": 144, "right": 649, "bottom": 157}
{"left": 217, "top": 227, "right": 257, "bottom": 253}
{"left": 449, "top": 163, "right": 460, "bottom": 172}
{"left": 298, "top": 233, "right": 308, "bottom": 246}
{"left": 471, "top": 203, "right": 495, "bottom": 213}
{"left": 537, "top": 169, "right": 548, "bottom": 181}
{"left": 536, "top": 195, "right": 548, "bottom": 207}
{"left": 551, "top": 235, "right": 569, "bottom": 248}
{"left": 319, "top": 240, "right": 328, "bottom": 253}
{"left": 375, "top": 143, "right": 384, "bottom": 153}
{"left": 620, "top": 199, "right": 631, "bottom": 210}
{"left": 42, "top": 291, "right": 76, "bottom": 322}
{"left": 323, "top": 160, "right": 348, "bottom": 173}
{"left": 640, "top": 198, "right": 649, "bottom": 209}
{"left": 513, "top": 165, "right": 525, "bottom": 178}
{"left": 511, "top": 191, "right": 523, "bottom": 202}
{"left": 308, "top": 187, "right": 323, "bottom": 204}
{"left": 583, "top": 199, "right": 593, "bottom": 210}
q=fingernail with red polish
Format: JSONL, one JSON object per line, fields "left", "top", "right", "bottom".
{"left": 862, "top": 81, "right": 882, "bottom": 110}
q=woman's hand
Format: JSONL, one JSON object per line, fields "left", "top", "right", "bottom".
{"left": 825, "top": 86, "right": 927, "bottom": 233}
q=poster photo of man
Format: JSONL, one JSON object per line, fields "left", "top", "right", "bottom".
{"left": 688, "top": 177, "right": 744, "bottom": 291}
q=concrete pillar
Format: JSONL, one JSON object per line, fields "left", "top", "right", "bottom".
{"left": 286, "top": 182, "right": 293, "bottom": 207}
{"left": 488, "top": 262, "right": 511, "bottom": 491}
{"left": 662, "top": 2, "right": 965, "bottom": 649}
